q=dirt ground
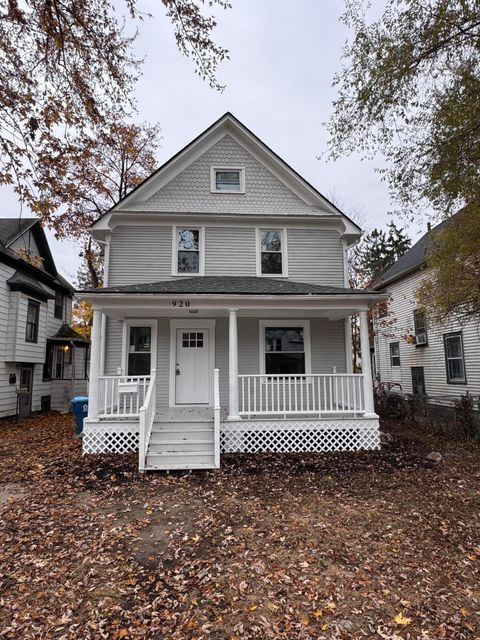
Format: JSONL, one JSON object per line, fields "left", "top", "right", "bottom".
{"left": 0, "top": 413, "right": 479, "bottom": 639}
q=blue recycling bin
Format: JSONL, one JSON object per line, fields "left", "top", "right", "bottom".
{"left": 71, "top": 396, "right": 88, "bottom": 435}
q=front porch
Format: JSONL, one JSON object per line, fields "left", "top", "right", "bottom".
{"left": 81, "top": 280, "right": 383, "bottom": 471}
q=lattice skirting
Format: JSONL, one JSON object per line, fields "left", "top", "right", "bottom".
{"left": 82, "top": 423, "right": 139, "bottom": 454}
{"left": 220, "top": 419, "right": 381, "bottom": 453}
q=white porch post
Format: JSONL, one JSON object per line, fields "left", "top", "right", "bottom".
{"left": 359, "top": 310, "right": 376, "bottom": 417}
{"left": 227, "top": 308, "right": 241, "bottom": 421}
{"left": 87, "top": 308, "right": 102, "bottom": 420}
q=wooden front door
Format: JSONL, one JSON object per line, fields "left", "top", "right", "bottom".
{"left": 18, "top": 365, "right": 34, "bottom": 417}
{"left": 175, "top": 328, "right": 210, "bottom": 405}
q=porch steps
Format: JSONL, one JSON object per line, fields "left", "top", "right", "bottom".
{"left": 145, "top": 420, "right": 216, "bottom": 470}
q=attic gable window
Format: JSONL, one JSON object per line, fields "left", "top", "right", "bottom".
{"left": 210, "top": 166, "right": 245, "bottom": 193}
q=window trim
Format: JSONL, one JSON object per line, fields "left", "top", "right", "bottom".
{"left": 389, "top": 341, "right": 400, "bottom": 368}
{"left": 255, "top": 228, "right": 289, "bottom": 278}
{"left": 443, "top": 331, "right": 467, "bottom": 385}
{"left": 171, "top": 226, "right": 205, "bottom": 277}
{"left": 121, "top": 320, "right": 158, "bottom": 376}
{"left": 258, "top": 320, "right": 311, "bottom": 375}
{"left": 25, "top": 299, "right": 40, "bottom": 343}
{"left": 210, "top": 166, "right": 245, "bottom": 194}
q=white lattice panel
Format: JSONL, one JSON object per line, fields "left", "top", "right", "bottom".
{"left": 82, "top": 424, "right": 139, "bottom": 454}
{"left": 220, "top": 419, "right": 380, "bottom": 453}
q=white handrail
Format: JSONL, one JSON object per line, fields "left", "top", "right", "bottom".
{"left": 213, "top": 368, "right": 220, "bottom": 468}
{"left": 138, "top": 369, "right": 156, "bottom": 471}
{"left": 238, "top": 373, "right": 365, "bottom": 418}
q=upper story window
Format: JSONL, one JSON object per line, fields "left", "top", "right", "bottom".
{"left": 210, "top": 166, "right": 245, "bottom": 193}
{"left": 389, "top": 341, "right": 400, "bottom": 367}
{"left": 26, "top": 299, "right": 40, "bottom": 343}
{"left": 257, "top": 229, "right": 288, "bottom": 276}
{"left": 54, "top": 291, "right": 64, "bottom": 319}
{"left": 413, "top": 309, "right": 428, "bottom": 346}
{"left": 173, "top": 227, "right": 204, "bottom": 276}
{"left": 443, "top": 332, "right": 466, "bottom": 384}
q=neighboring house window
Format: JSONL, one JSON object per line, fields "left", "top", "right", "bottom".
{"left": 25, "top": 299, "right": 40, "bottom": 343}
{"left": 258, "top": 229, "right": 287, "bottom": 276}
{"left": 54, "top": 291, "right": 64, "bottom": 319}
{"left": 444, "top": 332, "right": 466, "bottom": 384}
{"left": 260, "top": 321, "right": 310, "bottom": 375}
{"left": 128, "top": 326, "right": 152, "bottom": 375}
{"left": 43, "top": 343, "right": 76, "bottom": 379}
{"left": 413, "top": 309, "right": 428, "bottom": 345}
{"left": 210, "top": 166, "right": 245, "bottom": 193}
{"left": 174, "top": 227, "right": 204, "bottom": 275}
{"left": 389, "top": 342, "right": 400, "bottom": 367}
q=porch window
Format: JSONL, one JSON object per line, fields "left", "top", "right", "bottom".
{"left": 389, "top": 342, "right": 400, "bottom": 367}
{"left": 26, "top": 299, "right": 40, "bottom": 343}
{"left": 259, "top": 229, "right": 286, "bottom": 276}
{"left": 175, "top": 228, "right": 202, "bottom": 275}
{"left": 128, "top": 326, "right": 151, "bottom": 376}
{"left": 43, "top": 343, "right": 74, "bottom": 380}
{"left": 264, "top": 327, "right": 305, "bottom": 374}
{"left": 443, "top": 332, "right": 466, "bottom": 384}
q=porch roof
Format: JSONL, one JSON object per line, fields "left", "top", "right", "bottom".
{"left": 78, "top": 276, "right": 380, "bottom": 297}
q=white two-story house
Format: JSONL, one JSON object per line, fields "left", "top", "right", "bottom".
{"left": 372, "top": 217, "right": 480, "bottom": 404}
{"left": 80, "top": 113, "right": 386, "bottom": 471}
{"left": 0, "top": 218, "right": 89, "bottom": 419}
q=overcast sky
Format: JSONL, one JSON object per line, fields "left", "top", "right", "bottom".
{"left": 0, "top": 0, "right": 425, "bottom": 282}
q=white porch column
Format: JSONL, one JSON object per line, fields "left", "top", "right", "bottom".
{"left": 87, "top": 308, "right": 102, "bottom": 420}
{"left": 359, "top": 310, "right": 376, "bottom": 417}
{"left": 227, "top": 308, "right": 241, "bottom": 421}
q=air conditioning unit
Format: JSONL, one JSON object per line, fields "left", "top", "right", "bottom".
{"left": 415, "top": 333, "right": 427, "bottom": 345}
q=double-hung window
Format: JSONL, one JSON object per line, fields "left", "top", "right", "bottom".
{"left": 174, "top": 228, "right": 203, "bottom": 275}
{"left": 128, "top": 326, "right": 152, "bottom": 376}
{"left": 389, "top": 342, "right": 400, "bottom": 367}
{"left": 54, "top": 291, "right": 64, "bottom": 319}
{"left": 444, "top": 332, "right": 466, "bottom": 384}
{"left": 258, "top": 229, "right": 287, "bottom": 276}
{"left": 26, "top": 299, "right": 40, "bottom": 343}
{"left": 413, "top": 309, "right": 428, "bottom": 346}
{"left": 261, "top": 321, "right": 310, "bottom": 375}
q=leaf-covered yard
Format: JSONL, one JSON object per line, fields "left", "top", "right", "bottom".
{"left": 0, "top": 414, "right": 479, "bottom": 639}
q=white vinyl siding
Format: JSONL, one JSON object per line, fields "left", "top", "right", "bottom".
{"left": 374, "top": 270, "right": 480, "bottom": 398}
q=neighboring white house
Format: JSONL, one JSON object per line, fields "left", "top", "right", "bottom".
{"left": 0, "top": 218, "right": 89, "bottom": 418}
{"left": 372, "top": 219, "right": 480, "bottom": 403}
{"left": 79, "top": 112, "right": 387, "bottom": 471}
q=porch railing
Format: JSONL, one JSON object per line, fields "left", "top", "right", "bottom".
{"left": 139, "top": 369, "right": 156, "bottom": 471}
{"left": 238, "top": 374, "right": 365, "bottom": 418}
{"left": 98, "top": 375, "right": 151, "bottom": 418}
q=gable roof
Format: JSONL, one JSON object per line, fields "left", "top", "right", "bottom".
{"left": 373, "top": 218, "right": 450, "bottom": 289}
{"left": 91, "top": 112, "right": 361, "bottom": 242}
{"left": 0, "top": 217, "right": 74, "bottom": 293}
{"left": 0, "top": 217, "right": 37, "bottom": 248}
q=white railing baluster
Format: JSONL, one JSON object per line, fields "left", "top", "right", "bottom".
{"left": 236, "top": 373, "right": 366, "bottom": 418}
{"left": 97, "top": 375, "right": 152, "bottom": 419}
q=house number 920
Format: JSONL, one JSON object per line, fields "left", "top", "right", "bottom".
{"left": 172, "top": 300, "right": 191, "bottom": 308}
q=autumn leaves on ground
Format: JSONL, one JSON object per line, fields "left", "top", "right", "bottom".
{"left": 0, "top": 414, "right": 479, "bottom": 640}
